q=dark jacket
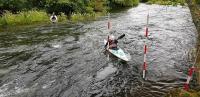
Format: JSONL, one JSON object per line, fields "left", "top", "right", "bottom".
{"left": 105, "top": 39, "right": 118, "bottom": 49}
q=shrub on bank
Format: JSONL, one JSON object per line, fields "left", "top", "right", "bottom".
{"left": 109, "top": 0, "right": 139, "bottom": 7}
{"left": 0, "top": 10, "right": 104, "bottom": 27}
{"left": 147, "top": 0, "right": 185, "bottom": 6}
{"left": 57, "top": 13, "right": 67, "bottom": 22}
{"left": 0, "top": 10, "right": 50, "bottom": 26}
{"left": 71, "top": 12, "right": 104, "bottom": 22}
{"left": 196, "top": 0, "right": 200, "bottom": 5}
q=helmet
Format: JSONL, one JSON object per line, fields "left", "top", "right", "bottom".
{"left": 109, "top": 35, "right": 115, "bottom": 40}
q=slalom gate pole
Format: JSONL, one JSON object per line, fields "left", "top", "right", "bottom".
{"left": 143, "top": 13, "right": 149, "bottom": 79}
{"left": 108, "top": 13, "right": 111, "bottom": 31}
{"left": 183, "top": 48, "right": 200, "bottom": 91}
{"left": 106, "top": 13, "right": 111, "bottom": 60}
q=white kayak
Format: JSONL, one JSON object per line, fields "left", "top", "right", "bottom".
{"left": 104, "top": 40, "right": 129, "bottom": 61}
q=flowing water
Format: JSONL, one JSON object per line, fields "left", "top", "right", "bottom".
{"left": 0, "top": 4, "right": 197, "bottom": 97}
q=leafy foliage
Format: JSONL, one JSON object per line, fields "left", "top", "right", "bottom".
{"left": 0, "top": 0, "right": 28, "bottom": 12}
{"left": 109, "top": 0, "right": 139, "bottom": 7}
{"left": 146, "top": 0, "right": 185, "bottom": 6}
{"left": 0, "top": 0, "right": 139, "bottom": 15}
{"left": 0, "top": 10, "right": 49, "bottom": 26}
{"left": 196, "top": 0, "right": 200, "bottom": 5}
{"left": 0, "top": 0, "right": 139, "bottom": 26}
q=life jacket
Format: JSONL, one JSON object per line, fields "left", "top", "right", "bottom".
{"left": 50, "top": 15, "right": 57, "bottom": 23}
{"left": 108, "top": 39, "right": 118, "bottom": 49}
{"left": 108, "top": 39, "right": 114, "bottom": 44}
{"left": 52, "top": 16, "right": 56, "bottom": 20}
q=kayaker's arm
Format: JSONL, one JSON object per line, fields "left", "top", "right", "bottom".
{"left": 104, "top": 42, "right": 108, "bottom": 48}
{"left": 104, "top": 36, "right": 110, "bottom": 49}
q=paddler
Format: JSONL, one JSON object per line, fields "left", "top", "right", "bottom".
{"left": 105, "top": 34, "right": 118, "bottom": 50}
{"left": 50, "top": 12, "right": 58, "bottom": 23}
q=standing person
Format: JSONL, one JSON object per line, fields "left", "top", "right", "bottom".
{"left": 50, "top": 12, "right": 58, "bottom": 23}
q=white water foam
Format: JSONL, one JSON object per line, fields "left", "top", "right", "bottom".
{"left": 52, "top": 44, "right": 61, "bottom": 48}
{"left": 96, "top": 64, "right": 117, "bottom": 80}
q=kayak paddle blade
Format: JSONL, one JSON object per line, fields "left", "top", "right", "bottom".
{"left": 117, "top": 34, "right": 125, "bottom": 40}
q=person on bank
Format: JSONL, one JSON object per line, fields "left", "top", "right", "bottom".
{"left": 50, "top": 12, "right": 58, "bottom": 23}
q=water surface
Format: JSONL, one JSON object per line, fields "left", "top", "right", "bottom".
{"left": 0, "top": 4, "right": 197, "bottom": 97}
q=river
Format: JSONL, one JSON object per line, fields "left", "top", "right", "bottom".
{"left": 0, "top": 4, "right": 197, "bottom": 97}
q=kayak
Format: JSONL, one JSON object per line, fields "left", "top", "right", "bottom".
{"left": 104, "top": 40, "right": 129, "bottom": 61}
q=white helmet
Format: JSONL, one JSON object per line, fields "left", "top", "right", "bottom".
{"left": 109, "top": 35, "right": 115, "bottom": 40}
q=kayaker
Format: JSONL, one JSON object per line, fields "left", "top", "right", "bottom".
{"left": 105, "top": 34, "right": 118, "bottom": 50}
{"left": 50, "top": 12, "right": 58, "bottom": 23}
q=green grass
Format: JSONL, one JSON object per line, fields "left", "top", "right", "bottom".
{"left": 147, "top": 0, "right": 186, "bottom": 6}
{"left": 110, "top": 0, "right": 139, "bottom": 7}
{"left": 57, "top": 13, "right": 67, "bottom": 22}
{"left": 0, "top": 10, "right": 104, "bottom": 27}
{"left": 71, "top": 12, "right": 105, "bottom": 23}
{"left": 0, "top": 10, "right": 50, "bottom": 26}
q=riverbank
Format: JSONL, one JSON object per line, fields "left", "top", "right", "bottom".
{"left": 146, "top": 0, "right": 185, "bottom": 6}
{"left": 0, "top": 10, "right": 105, "bottom": 28}
{"left": 0, "top": 0, "right": 140, "bottom": 27}
{"left": 0, "top": 10, "right": 50, "bottom": 26}
{"left": 1, "top": 0, "right": 187, "bottom": 28}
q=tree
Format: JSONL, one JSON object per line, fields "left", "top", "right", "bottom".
{"left": 1, "top": 0, "right": 29, "bottom": 12}
{"left": 109, "top": 0, "right": 139, "bottom": 7}
{"left": 196, "top": 0, "right": 200, "bottom": 5}
{"left": 27, "top": 0, "right": 47, "bottom": 9}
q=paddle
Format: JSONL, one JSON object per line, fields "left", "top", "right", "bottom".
{"left": 104, "top": 34, "right": 125, "bottom": 49}
{"left": 106, "top": 35, "right": 109, "bottom": 50}
{"left": 117, "top": 34, "right": 125, "bottom": 40}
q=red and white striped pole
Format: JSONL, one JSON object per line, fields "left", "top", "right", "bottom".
{"left": 108, "top": 13, "right": 111, "bottom": 31}
{"left": 107, "top": 13, "right": 111, "bottom": 49}
{"left": 183, "top": 48, "right": 200, "bottom": 90}
{"left": 183, "top": 66, "right": 195, "bottom": 91}
{"left": 108, "top": 20, "right": 111, "bottom": 30}
{"left": 106, "top": 13, "right": 111, "bottom": 60}
{"left": 143, "top": 44, "right": 147, "bottom": 78}
{"left": 143, "top": 13, "right": 149, "bottom": 79}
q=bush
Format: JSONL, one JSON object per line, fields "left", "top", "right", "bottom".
{"left": 196, "top": 0, "right": 200, "bottom": 5}
{"left": 71, "top": 12, "right": 103, "bottom": 23}
{"left": 0, "top": 0, "right": 28, "bottom": 13}
{"left": 140, "top": 0, "right": 149, "bottom": 2}
{"left": 0, "top": 9, "right": 105, "bottom": 27}
{"left": 109, "top": 0, "right": 139, "bottom": 7}
{"left": 0, "top": 10, "right": 49, "bottom": 26}
{"left": 57, "top": 13, "right": 67, "bottom": 22}
{"left": 147, "top": 0, "right": 185, "bottom": 6}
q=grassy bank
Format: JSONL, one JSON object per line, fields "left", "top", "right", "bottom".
{"left": 145, "top": 0, "right": 185, "bottom": 6}
{"left": 109, "top": 0, "right": 139, "bottom": 7}
{"left": 0, "top": 10, "right": 50, "bottom": 26}
{"left": 0, "top": 10, "right": 106, "bottom": 27}
{"left": 0, "top": 0, "right": 140, "bottom": 27}
{"left": 71, "top": 12, "right": 105, "bottom": 23}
